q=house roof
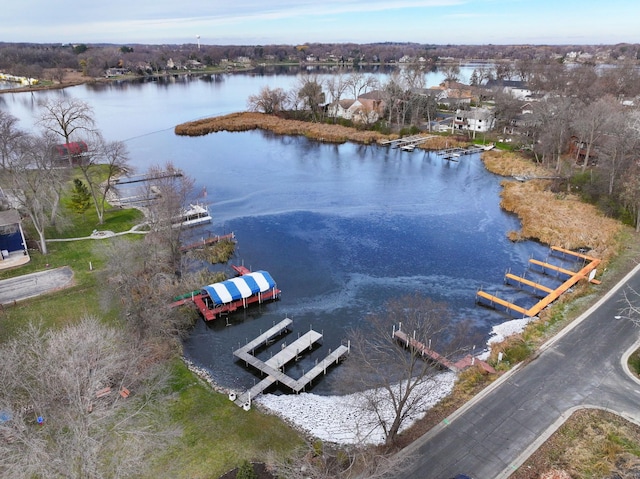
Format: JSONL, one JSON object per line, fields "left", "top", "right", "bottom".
{"left": 357, "top": 90, "right": 384, "bottom": 101}
{"left": 339, "top": 99, "right": 356, "bottom": 109}
{"left": 0, "top": 209, "right": 20, "bottom": 228}
{"left": 456, "top": 109, "right": 494, "bottom": 120}
{"left": 484, "top": 79, "right": 529, "bottom": 90}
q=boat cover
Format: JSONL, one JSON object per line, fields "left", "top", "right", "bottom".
{"left": 201, "top": 271, "right": 276, "bottom": 305}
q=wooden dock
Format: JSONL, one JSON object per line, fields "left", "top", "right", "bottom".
{"left": 393, "top": 328, "right": 495, "bottom": 374}
{"left": 437, "top": 145, "right": 489, "bottom": 160}
{"left": 379, "top": 134, "right": 437, "bottom": 149}
{"left": 394, "top": 329, "right": 458, "bottom": 372}
{"left": 113, "top": 169, "right": 183, "bottom": 184}
{"left": 476, "top": 246, "right": 601, "bottom": 317}
{"left": 231, "top": 322, "right": 349, "bottom": 408}
{"left": 179, "top": 233, "right": 235, "bottom": 252}
{"left": 234, "top": 318, "right": 293, "bottom": 355}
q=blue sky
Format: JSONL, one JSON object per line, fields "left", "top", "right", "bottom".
{"left": 4, "top": 0, "right": 639, "bottom": 45}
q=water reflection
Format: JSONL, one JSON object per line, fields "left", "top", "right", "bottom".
{"left": 1, "top": 67, "right": 570, "bottom": 397}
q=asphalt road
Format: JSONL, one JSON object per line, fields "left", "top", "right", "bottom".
{"left": 0, "top": 266, "right": 74, "bottom": 305}
{"left": 395, "top": 262, "right": 640, "bottom": 479}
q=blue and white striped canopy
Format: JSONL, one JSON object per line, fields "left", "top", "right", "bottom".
{"left": 201, "top": 271, "right": 277, "bottom": 305}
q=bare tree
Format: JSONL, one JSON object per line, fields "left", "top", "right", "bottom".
{"left": 346, "top": 295, "right": 468, "bottom": 447}
{"left": 139, "top": 162, "right": 195, "bottom": 275}
{"left": 324, "top": 74, "right": 350, "bottom": 123}
{"left": 296, "top": 75, "right": 326, "bottom": 122}
{"left": 77, "top": 136, "right": 131, "bottom": 224}
{"left": 0, "top": 317, "right": 179, "bottom": 479}
{"left": 247, "top": 86, "right": 289, "bottom": 114}
{"left": 6, "top": 133, "right": 65, "bottom": 254}
{"left": 268, "top": 442, "right": 410, "bottom": 479}
{"left": 0, "top": 111, "right": 24, "bottom": 169}
{"left": 345, "top": 72, "right": 379, "bottom": 100}
{"left": 572, "top": 96, "right": 620, "bottom": 172}
{"left": 37, "top": 98, "right": 96, "bottom": 167}
{"left": 439, "top": 63, "right": 460, "bottom": 83}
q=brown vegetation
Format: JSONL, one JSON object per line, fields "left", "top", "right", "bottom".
{"left": 482, "top": 150, "right": 551, "bottom": 178}
{"left": 500, "top": 180, "right": 624, "bottom": 261}
{"left": 511, "top": 409, "right": 640, "bottom": 479}
{"left": 482, "top": 150, "right": 626, "bottom": 262}
{"left": 175, "top": 112, "right": 394, "bottom": 144}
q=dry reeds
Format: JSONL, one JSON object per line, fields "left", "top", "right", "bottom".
{"left": 175, "top": 112, "right": 393, "bottom": 145}
{"left": 482, "top": 150, "right": 549, "bottom": 178}
{"left": 500, "top": 179, "right": 625, "bottom": 261}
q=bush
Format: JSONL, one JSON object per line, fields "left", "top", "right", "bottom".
{"left": 236, "top": 460, "right": 257, "bottom": 479}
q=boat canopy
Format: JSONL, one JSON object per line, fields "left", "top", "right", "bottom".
{"left": 201, "top": 271, "right": 276, "bottom": 305}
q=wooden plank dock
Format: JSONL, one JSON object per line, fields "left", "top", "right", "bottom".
{"left": 234, "top": 318, "right": 293, "bottom": 355}
{"left": 394, "top": 330, "right": 458, "bottom": 372}
{"left": 113, "top": 169, "right": 183, "bottom": 184}
{"left": 476, "top": 247, "right": 601, "bottom": 317}
{"left": 379, "top": 134, "right": 437, "bottom": 149}
{"left": 179, "top": 233, "right": 235, "bottom": 252}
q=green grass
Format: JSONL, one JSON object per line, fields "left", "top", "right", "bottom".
{"left": 51, "top": 205, "right": 144, "bottom": 238}
{"left": 149, "top": 360, "right": 304, "bottom": 478}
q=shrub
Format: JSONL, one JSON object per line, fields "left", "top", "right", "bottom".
{"left": 236, "top": 460, "right": 257, "bottom": 479}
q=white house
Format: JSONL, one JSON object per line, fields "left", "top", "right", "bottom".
{"left": 454, "top": 108, "right": 495, "bottom": 133}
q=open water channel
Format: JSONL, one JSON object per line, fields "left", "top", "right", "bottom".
{"left": 0, "top": 67, "right": 581, "bottom": 395}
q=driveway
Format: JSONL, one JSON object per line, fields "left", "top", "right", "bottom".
{"left": 0, "top": 266, "right": 74, "bottom": 305}
{"left": 395, "top": 262, "right": 640, "bottom": 479}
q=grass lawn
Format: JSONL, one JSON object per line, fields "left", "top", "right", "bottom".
{"left": 149, "top": 360, "right": 304, "bottom": 478}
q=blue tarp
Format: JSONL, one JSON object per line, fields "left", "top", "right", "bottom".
{"left": 201, "top": 271, "right": 276, "bottom": 305}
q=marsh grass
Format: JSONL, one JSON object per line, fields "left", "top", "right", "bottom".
{"left": 175, "top": 111, "right": 394, "bottom": 144}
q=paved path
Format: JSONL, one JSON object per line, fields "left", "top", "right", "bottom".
{"left": 395, "top": 262, "right": 640, "bottom": 479}
{"left": 46, "top": 223, "right": 148, "bottom": 242}
{"left": 0, "top": 266, "right": 74, "bottom": 305}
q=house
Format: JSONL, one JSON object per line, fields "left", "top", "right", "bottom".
{"left": 327, "top": 90, "right": 386, "bottom": 124}
{"left": 484, "top": 80, "right": 533, "bottom": 101}
{"left": 454, "top": 108, "right": 495, "bottom": 133}
{"left": 53, "top": 141, "right": 89, "bottom": 166}
{"left": 0, "top": 209, "right": 29, "bottom": 270}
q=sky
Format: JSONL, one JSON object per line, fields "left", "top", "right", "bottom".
{"left": 4, "top": 0, "right": 640, "bottom": 46}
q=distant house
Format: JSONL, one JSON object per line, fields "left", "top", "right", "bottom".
{"left": 53, "top": 141, "right": 88, "bottom": 167}
{"left": 454, "top": 108, "right": 495, "bottom": 133}
{"left": 0, "top": 209, "right": 29, "bottom": 269}
{"left": 327, "top": 90, "right": 386, "bottom": 124}
{"left": 484, "top": 80, "right": 533, "bottom": 101}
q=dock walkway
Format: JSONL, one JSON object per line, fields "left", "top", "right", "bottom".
{"left": 232, "top": 321, "right": 349, "bottom": 408}
{"left": 476, "top": 246, "right": 601, "bottom": 317}
{"left": 380, "top": 134, "right": 437, "bottom": 149}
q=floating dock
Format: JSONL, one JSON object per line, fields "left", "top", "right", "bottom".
{"left": 380, "top": 134, "right": 437, "bottom": 149}
{"left": 476, "top": 246, "right": 601, "bottom": 317}
{"left": 437, "top": 145, "right": 490, "bottom": 161}
{"left": 231, "top": 321, "right": 349, "bottom": 408}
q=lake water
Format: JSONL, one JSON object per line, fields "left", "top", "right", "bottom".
{"left": 0, "top": 67, "right": 578, "bottom": 395}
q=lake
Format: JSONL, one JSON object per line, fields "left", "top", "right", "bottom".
{"left": 0, "top": 67, "right": 577, "bottom": 395}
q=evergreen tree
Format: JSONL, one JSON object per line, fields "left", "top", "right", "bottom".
{"left": 69, "top": 178, "right": 91, "bottom": 215}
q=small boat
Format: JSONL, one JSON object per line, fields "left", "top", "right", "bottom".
{"left": 173, "top": 204, "right": 212, "bottom": 228}
{"left": 400, "top": 144, "right": 415, "bottom": 152}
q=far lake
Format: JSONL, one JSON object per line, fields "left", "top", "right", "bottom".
{"left": 0, "top": 67, "right": 578, "bottom": 395}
